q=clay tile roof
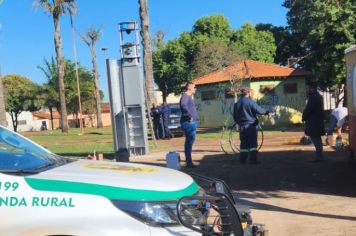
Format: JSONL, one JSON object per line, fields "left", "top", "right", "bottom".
{"left": 193, "top": 59, "right": 311, "bottom": 85}
{"left": 101, "top": 102, "right": 111, "bottom": 113}
{"left": 32, "top": 111, "right": 60, "bottom": 119}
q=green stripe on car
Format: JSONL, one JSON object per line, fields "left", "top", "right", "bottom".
{"left": 25, "top": 178, "right": 199, "bottom": 201}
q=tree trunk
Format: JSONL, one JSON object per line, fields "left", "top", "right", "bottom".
{"left": 162, "top": 86, "right": 168, "bottom": 103}
{"left": 53, "top": 14, "right": 68, "bottom": 132}
{"left": 139, "top": 0, "right": 156, "bottom": 149}
{"left": 10, "top": 112, "right": 18, "bottom": 132}
{"left": 49, "top": 106, "right": 54, "bottom": 130}
{"left": 90, "top": 43, "right": 103, "bottom": 128}
{"left": 0, "top": 67, "right": 8, "bottom": 127}
{"left": 138, "top": 0, "right": 154, "bottom": 107}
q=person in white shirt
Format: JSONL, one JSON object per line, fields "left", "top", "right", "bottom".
{"left": 326, "top": 106, "right": 348, "bottom": 145}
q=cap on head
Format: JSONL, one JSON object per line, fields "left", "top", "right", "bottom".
{"left": 240, "top": 87, "right": 250, "bottom": 96}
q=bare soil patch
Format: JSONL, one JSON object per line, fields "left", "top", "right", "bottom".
{"left": 131, "top": 131, "right": 356, "bottom": 236}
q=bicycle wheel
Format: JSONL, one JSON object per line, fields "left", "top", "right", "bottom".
{"left": 220, "top": 126, "right": 234, "bottom": 154}
{"left": 229, "top": 123, "right": 264, "bottom": 153}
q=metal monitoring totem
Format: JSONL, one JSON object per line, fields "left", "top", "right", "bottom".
{"left": 106, "top": 21, "right": 148, "bottom": 160}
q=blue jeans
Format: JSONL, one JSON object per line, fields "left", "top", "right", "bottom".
{"left": 181, "top": 120, "right": 198, "bottom": 165}
{"left": 327, "top": 115, "right": 337, "bottom": 135}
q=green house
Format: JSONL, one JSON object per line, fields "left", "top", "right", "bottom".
{"left": 192, "top": 60, "right": 310, "bottom": 128}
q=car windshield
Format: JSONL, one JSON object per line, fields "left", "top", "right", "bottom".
{"left": 0, "top": 126, "right": 67, "bottom": 173}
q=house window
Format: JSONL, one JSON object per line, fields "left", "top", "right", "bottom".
{"left": 284, "top": 83, "right": 298, "bottom": 94}
{"left": 259, "top": 85, "right": 275, "bottom": 94}
{"left": 18, "top": 120, "right": 27, "bottom": 125}
{"left": 201, "top": 90, "right": 216, "bottom": 101}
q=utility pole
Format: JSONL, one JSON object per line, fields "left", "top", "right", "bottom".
{"left": 70, "top": 14, "right": 84, "bottom": 134}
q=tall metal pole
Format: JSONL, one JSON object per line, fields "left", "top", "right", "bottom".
{"left": 70, "top": 14, "right": 84, "bottom": 134}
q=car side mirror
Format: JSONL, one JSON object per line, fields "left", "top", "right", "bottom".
{"left": 177, "top": 193, "right": 243, "bottom": 236}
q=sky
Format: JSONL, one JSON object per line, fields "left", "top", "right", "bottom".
{"left": 0, "top": 0, "right": 288, "bottom": 101}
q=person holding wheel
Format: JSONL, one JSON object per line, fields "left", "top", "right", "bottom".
{"left": 233, "top": 87, "right": 270, "bottom": 164}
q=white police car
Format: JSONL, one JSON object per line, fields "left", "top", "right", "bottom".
{"left": 0, "top": 125, "right": 265, "bottom": 236}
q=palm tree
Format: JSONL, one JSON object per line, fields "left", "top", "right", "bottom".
{"left": 0, "top": 65, "right": 7, "bottom": 126}
{"left": 138, "top": 0, "right": 154, "bottom": 107}
{"left": 36, "top": 0, "right": 74, "bottom": 132}
{"left": 80, "top": 27, "right": 103, "bottom": 128}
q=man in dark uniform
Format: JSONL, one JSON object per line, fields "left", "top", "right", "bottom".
{"left": 151, "top": 103, "right": 163, "bottom": 139}
{"left": 233, "top": 87, "right": 269, "bottom": 164}
{"left": 160, "top": 102, "right": 172, "bottom": 139}
{"left": 302, "top": 83, "right": 325, "bottom": 162}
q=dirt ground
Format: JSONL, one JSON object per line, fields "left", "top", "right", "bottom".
{"left": 130, "top": 130, "right": 356, "bottom": 236}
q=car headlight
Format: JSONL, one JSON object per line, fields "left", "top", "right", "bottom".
{"left": 111, "top": 200, "right": 180, "bottom": 226}
{"left": 111, "top": 188, "right": 207, "bottom": 227}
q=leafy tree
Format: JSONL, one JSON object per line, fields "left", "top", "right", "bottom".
{"left": 193, "top": 14, "right": 232, "bottom": 43}
{"left": 3, "top": 74, "right": 43, "bottom": 132}
{"left": 38, "top": 57, "right": 96, "bottom": 127}
{"left": 41, "top": 83, "right": 58, "bottom": 130}
{"left": 153, "top": 15, "right": 276, "bottom": 100}
{"left": 153, "top": 16, "right": 230, "bottom": 101}
{"left": 283, "top": 0, "right": 356, "bottom": 97}
{"left": 193, "top": 38, "right": 243, "bottom": 76}
{"left": 256, "top": 23, "right": 303, "bottom": 66}
{"left": 153, "top": 38, "right": 192, "bottom": 102}
{"left": 231, "top": 23, "right": 276, "bottom": 63}
{"left": 80, "top": 27, "right": 103, "bottom": 128}
{"left": 36, "top": 0, "right": 76, "bottom": 132}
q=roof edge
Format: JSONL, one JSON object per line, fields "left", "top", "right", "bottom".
{"left": 345, "top": 45, "right": 356, "bottom": 54}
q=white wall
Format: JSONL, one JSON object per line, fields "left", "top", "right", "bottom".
{"left": 5, "top": 112, "right": 45, "bottom": 132}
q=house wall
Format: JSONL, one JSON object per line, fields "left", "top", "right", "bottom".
{"left": 195, "top": 77, "right": 306, "bottom": 128}
{"left": 68, "top": 113, "right": 112, "bottom": 128}
{"left": 154, "top": 90, "right": 181, "bottom": 104}
{"left": 6, "top": 112, "right": 45, "bottom": 132}
{"left": 345, "top": 45, "right": 356, "bottom": 152}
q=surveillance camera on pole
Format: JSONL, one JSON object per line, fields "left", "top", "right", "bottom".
{"left": 106, "top": 21, "right": 148, "bottom": 161}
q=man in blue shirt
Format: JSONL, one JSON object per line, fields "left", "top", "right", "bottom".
{"left": 233, "top": 87, "right": 269, "bottom": 164}
{"left": 180, "top": 82, "right": 198, "bottom": 168}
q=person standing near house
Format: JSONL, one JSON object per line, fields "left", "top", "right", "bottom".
{"left": 180, "top": 82, "right": 198, "bottom": 168}
{"left": 233, "top": 87, "right": 269, "bottom": 164}
{"left": 326, "top": 106, "right": 348, "bottom": 146}
{"left": 160, "top": 102, "right": 172, "bottom": 139}
{"left": 302, "top": 83, "right": 325, "bottom": 162}
{"left": 151, "top": 103, "right": 163, "bottom": 139}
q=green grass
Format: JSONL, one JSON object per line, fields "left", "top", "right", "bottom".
{"left": 20, "top": 127, "right": 114, "bottom": 158}
{"left": 20, "top": 127, "right": 170, "bottom": 158}
{"left": 19, "top": 124, "right": 303, "bottom": 158}
{"left": 197, "top": 129, "right": 284, "bottom": 139}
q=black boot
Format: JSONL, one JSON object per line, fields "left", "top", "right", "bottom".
{"left": 240, "top": 152, "right": 248, "bottom": 164}
{"left": 249, "top": 151, "right": 259, "bottom": 164}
